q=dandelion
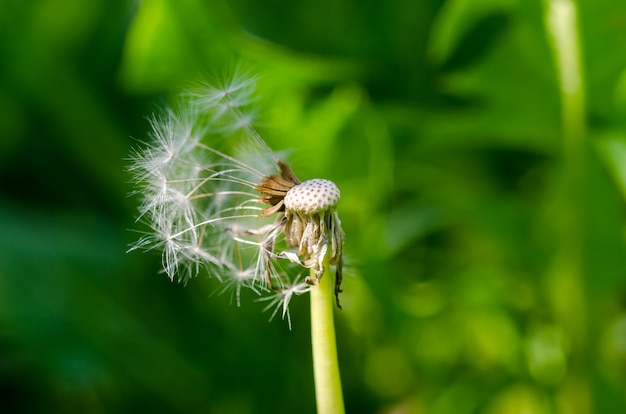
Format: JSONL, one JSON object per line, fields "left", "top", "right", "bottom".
{"left": 128, "top": 69, "right": 344, "bottom": 314}
{"left": 128, "top": 69, "right": 346, "bottom": 413}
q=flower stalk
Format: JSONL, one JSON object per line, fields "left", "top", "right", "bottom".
{"left": 310, "top": 259, "right": 345, "bottom": 414}
{"left": 543, "top": 1, "right": 590, "bottom": 412}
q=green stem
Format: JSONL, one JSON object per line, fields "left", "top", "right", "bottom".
{"left": 544, "top": 0, "right": 587, "bottom": 352}
{"left": 543, "top": 0, "right": 590, "bottom": 412}
{"left": 310, "top": 262, "right": 345, "bottom": 414}
{"left": 542, "top": 0, "right": 588, "bottom": 343}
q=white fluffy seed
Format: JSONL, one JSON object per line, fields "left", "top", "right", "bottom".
{"left": 284, "top": 179, "right": 340, "bottom": 215}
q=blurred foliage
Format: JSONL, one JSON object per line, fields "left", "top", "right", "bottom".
{"left": 1, "top": 0, "right": 626, "bottom": 413}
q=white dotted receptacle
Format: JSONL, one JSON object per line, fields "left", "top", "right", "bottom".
{"left": 284, "top": 179, "right": 340, "bottom": 215}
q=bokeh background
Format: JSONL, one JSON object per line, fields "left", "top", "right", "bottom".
{"left": 2, "top": 0, "right": 626, "bottom": 413}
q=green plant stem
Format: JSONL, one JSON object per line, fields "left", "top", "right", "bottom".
{"left": 544, "top": 0, "right": 587, "bottom": 351}
{"left": 543, "top": 0, "right": 590, "bottom": 412}
{"left": 310, "top": 262, "right": 345, "bottom": 414}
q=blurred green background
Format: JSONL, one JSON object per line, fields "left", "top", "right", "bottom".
{"left": 2, "top": 0, "right": 626, "bottom": 413}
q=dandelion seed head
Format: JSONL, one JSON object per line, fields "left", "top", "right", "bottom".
{"left": 284, "top": 179, "right": 340, "bottom": 215}
{"left": 257, "top": 168, "right": 345, "bottom": 306}
{"left": 129, "top": 67, "right": 346, "bottom": 324}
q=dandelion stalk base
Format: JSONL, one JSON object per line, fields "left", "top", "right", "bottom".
{"left": 310, "top": 262, "right": 345, "bottom": 414}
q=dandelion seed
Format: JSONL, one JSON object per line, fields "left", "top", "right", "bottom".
{"left": 128, "top": 68, "right": 345, "bottom": 324}
{"left": 260, "top": 278, "right": 311, "bottom": 330}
